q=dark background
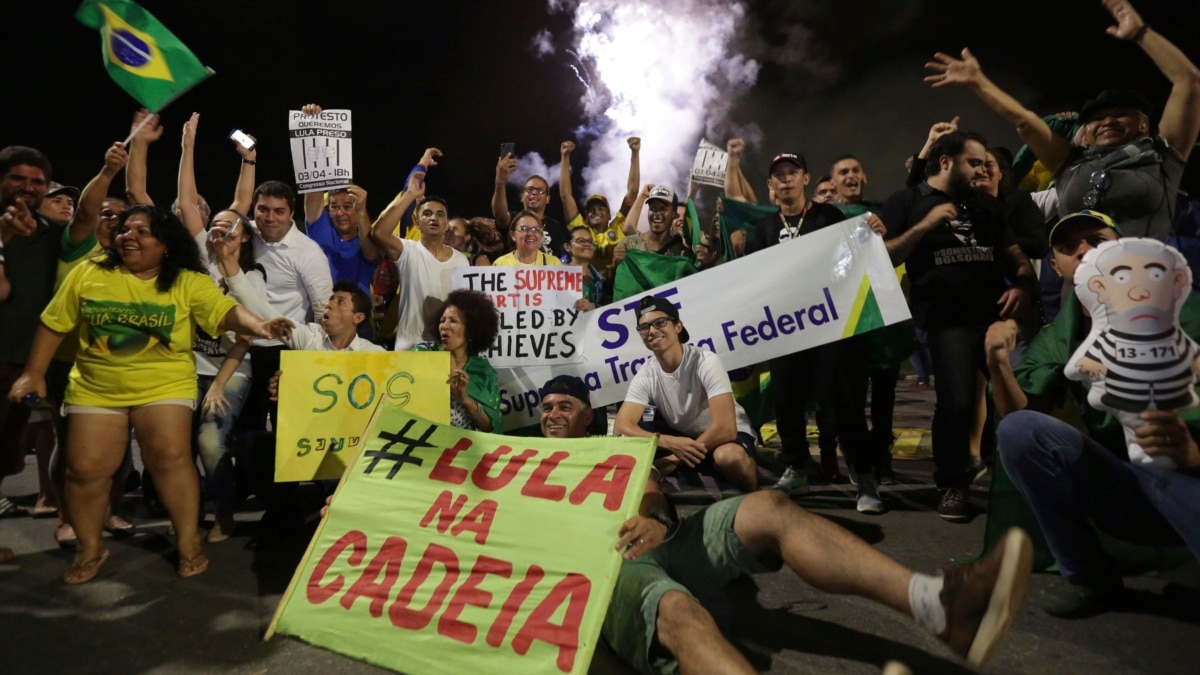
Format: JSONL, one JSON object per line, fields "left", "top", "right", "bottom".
{"left": 5, "top": 0, "right": 1197, "bottom": 221}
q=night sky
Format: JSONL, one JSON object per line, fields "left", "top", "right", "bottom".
{"left": 5, "top": 0, "right": 1197, "bottom": 221}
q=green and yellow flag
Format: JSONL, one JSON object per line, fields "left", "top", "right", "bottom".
{"left": 75, "top": 0, "right": 212, "bottom": 112}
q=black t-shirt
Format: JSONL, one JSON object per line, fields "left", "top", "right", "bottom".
{"left": 0, "top": 214, "right": 64, "bottom": 365}
{"left": 747, "top": 201, "right": 845, "bottom": 254}
{"left": 881, "top": 183, "right": 1014, "bottom": 328}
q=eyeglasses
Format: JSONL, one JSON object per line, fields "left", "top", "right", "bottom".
{"left": 99, "top": 209, "right": 120, "bottom": 219}
{"left": 523, "top": 186, "right": 547, "bottom": 195}
{"left": 516, "top": 226, "right": 543, "bottom": 234}
{"left": 570, "top": 238, "right": 594, "bottom": 245}
{"left": 1082, "top": 170, "right": 1110, "bottom": 209}
{"left": 636, "top": 317, "right": 675, "bottom": 335}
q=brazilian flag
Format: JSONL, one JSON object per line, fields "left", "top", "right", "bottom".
{"left": 76, "top": 0, "right": 213, "bottom": 112}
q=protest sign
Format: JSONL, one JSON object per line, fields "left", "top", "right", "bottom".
{"left": 289, "top": 108, "right": 353, "bottom": 193}
{"left": 453, "top": 266, "right": 587, "bottom": 368}
{"left": 690, "top": 139, "right": 728, "bottom": 188}
{"left": 275, "top": 351, "right": 450, "bottom": 482}
{"left": 267, "top": 405, "right": 656, "bottom": 675}
{"left": 494, "top": 216, "right": 911, "bottom": 429}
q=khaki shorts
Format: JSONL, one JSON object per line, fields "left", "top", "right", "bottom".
{"left": 64, "top": 398, "right": 196, "bottom": 416}
{"left": 601, "top": 495, "right": 782, "bottom": 674}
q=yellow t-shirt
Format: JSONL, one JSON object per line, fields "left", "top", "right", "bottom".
{"left": 566, "top": 212, "right": 625, "bottom": 276}
{"left": 492, "top": 251, "right": 563, "bottom": 266}
{"left": 53, "top": 241, "right": 104, "bottom": 363}
{"left": 42, "top": 262, "right": 238, "bottom": 407}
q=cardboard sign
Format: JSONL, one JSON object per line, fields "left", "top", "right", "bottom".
{"left": 493, "top": 216, "right": 911, "bottom": 429}
{"left": 289, "top": 108, "right": 353, "bottom": 193}
{"left": 275, "top": 350, "right": 450, "bottom": 482}
{"left": 268, "top": 405, "right": 656, "bottom": 675}
{"left": 453, "top": 266, "right": 587, "bottom": 368}
{"left": 690, "top": 139, "right": 728, "bottom": 188}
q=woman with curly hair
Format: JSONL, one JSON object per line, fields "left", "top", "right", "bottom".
{"left": 7, "top": 205, "right": 290, "bottom": 584}
{"left": 414, "top": 289, "right": 501, "bottom": 431}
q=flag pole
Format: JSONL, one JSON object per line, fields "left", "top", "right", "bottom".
{"left": 120, "top": 67, "right": 216, "bottom": 145}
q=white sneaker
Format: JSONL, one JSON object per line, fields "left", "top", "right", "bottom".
{"left": 856, "top": 476, "right": 884, "bottom": 514}
{"left": 768, "top": 466, "right": 809, "bottom": 494}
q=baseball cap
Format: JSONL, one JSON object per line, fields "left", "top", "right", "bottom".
{"left": 646, "top": 185, "right": 675, "bottom": 205}
{"left": 636, "top": 295, "right": 690, "bottom": 343}
{"left": 46, "top": 182, "right": 80, "bottom": 202}
{"left": 1048, "top": 210, "right": 1120, "bottom": 248}
{"left": 584, "top": 194, "right": 609, "bottom": 209}
{"left": 540, "top": 375, "right": 591, "bottom": 407}
{"left": 769, "top": 152, "right": 808, "bottom": 174}
{"left": 1079, "top": 89, "right": 1153, "bottom": 125}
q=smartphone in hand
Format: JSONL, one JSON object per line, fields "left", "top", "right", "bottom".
{"left": 230, "top": 129, "right": 256, "bottom": 151}
{"left": 500, "top": 142, "right": 515, "bottom": 158}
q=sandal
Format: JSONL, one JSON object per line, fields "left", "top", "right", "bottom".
{"left": 104, "top": 515, "right": 136, "bottom": 539}
{"left": 0, "top": 497, "right": 29, "bottom": 518}
{"left": 55, "top": 522, "right": 78, "bottom": 550}
{"left": 64, "top": 548, "right": 111, "bottom": 585}
{"left": 178, "top": 552, "right": 209, "bottom": 578}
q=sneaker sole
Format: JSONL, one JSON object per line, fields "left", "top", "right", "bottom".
{"left": 938, "top": 511, "right": 971, "bottom": 523}
{"left": 856, "top": 501, "right": 884, "bottom": 514}
{"left": 965, "top": 528, "right": 1033, "bottom": 668}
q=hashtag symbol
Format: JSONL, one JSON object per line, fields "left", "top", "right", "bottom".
{"left": 363, "top": 419, "right": 439, "bottom": 479}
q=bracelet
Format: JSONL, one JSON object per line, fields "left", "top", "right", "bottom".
{"left": 241, "top": 159, "right": 256, "bottom": 165}
{"left": 1132, "top": 24, "right": 1151, "bottom": 44}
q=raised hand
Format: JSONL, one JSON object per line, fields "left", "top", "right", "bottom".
{"left": 561, "top": 140, "right": 576, "bottom": 157}
{"left": 627, "top": 137, "right": 641, "bottom": 152}
{"left": 1, "top": 199, "right": 38, "bottom": 238}
{"left": 301, "top": 103, "right": 322, "bottom": 115}
{"left": 1102, "top": 0, "right": 1146, "bottom": 41}
{"left": 181, "top": 112, "right": 200, "bottom": 149}
{"left": 103, "top": 142, "right": 129, "bottom": 175}
{"left": 726, "top": 138, "right": 745, "bottom": 156}
{"left": 925, "top": 49, "right": 985, "bottom": 88}
{"left": 407, "top": 171, "right": 427, "bottom": 200}
{"left": 420, "top": 147, "right": 443, "bottom": 167}
{"left": 131, "top": 108, "right": 163, "bottom": 144}
{"left": 347, "top": 185, "right": 368, "bottom": 213}
{"left": 234, "top": 132, "right": 257, "bottom": 161}
{"left": 495, "top": 155, "right": 516, "bottom": 184}
{"left": 927, "top": 116, "right": 961, "bottom": 144}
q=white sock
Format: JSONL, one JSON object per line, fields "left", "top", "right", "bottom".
{"left": 908, "top": 572, "right": 946, "bottom": 634}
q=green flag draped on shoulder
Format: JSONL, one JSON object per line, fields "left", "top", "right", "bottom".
{"left": 612, "top": 249, "right": 698, "bottom": 302}
{"left": 717, "top": 193, "right": 777, "bottom": 260}
{"left": 75, "top": 0, "right": 213, "bottom": 112}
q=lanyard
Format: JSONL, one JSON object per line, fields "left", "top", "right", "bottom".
{"left": 778, "top": 201, "right": 813, "bottom": 238}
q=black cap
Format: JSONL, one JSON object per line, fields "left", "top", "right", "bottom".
{"left": 539, "top": 375, "right": 591, "bottom": 407}
{"left": 1079, "top": 89, "right": 1154, "bottom": 125}
{"left": 636, "top": 295, "right": 690, "bottom": 343}
{"left": 769, "top": 152, "right": 808, "bottom": 174}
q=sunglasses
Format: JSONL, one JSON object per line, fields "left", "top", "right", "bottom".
{"left": 1082, "top": 170, "right": 1110, "bottom": 209}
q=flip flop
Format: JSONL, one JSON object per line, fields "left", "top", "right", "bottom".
{"left": 104, "top": 518, "right": 136, "bottom": 539}
{"left": 63, "top": 548, "right": 111, "bottom": 585}
{"left": 0, "top": 498, "right": 29, "bottom": 518}
{"left": 55, "top": 523, "right": 78, "bottom": 550}
{"left": 178, "top": 552, "right": 209, "bottom": 578}
{"left": 32, "top": 505, "right": 58, "bottom": 518}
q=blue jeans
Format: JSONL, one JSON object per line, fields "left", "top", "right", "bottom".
{"left": 196, "top": 374, "right": 251, "bottom": 518}
{"left": 998, "top": 410, "right": 1200, "bottom": 585}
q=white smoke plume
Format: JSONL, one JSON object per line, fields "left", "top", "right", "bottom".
{"left": 530, "top": 29, "right": 555, "bottom": 58}
{"left": 512, "top": 0, "right": 759, "bottom": 202}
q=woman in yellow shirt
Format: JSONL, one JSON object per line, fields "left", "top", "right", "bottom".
{"left": 8, "top": 206, "right": 290, "bottom": 584}
{"left": 492, "top": 210, "right": 563, "bottom": 267}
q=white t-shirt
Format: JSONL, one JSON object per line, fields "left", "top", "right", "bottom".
{"left": 251, "top": 222, "right": 334, "bottom": 346}
{"left": 393, "top": 240, "right": 469, "bottom": 351}
{"left": 290, "top": 323, "right": 385, "bottom": 352}
{"left": 625, "top": 345, "right": 754, "bottom": 439}
{"left": 191, "top": 230, "right": 257, "bottom": 379}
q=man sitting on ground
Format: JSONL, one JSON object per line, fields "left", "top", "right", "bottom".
{"left": 986, "top": 210, "right": 1200, "bottom": 617}
{"left": 540, "top": 374, "right": 1034, "bottom": 672}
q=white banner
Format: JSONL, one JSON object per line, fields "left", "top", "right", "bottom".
{"left": 453, "top": 266, "right": 587, "bottom": 368}
{"left": 494, "top": 217, "right": 911, "bottom": 429}
{"left": 288, "top": 109, "right": 353, "bottom": 193}
{"left": 690, "top": 139, "right": 728, "bottom": 188}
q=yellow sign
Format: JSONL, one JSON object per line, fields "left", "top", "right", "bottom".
{"left": 275, "top": 351, "right": 450, "bottom": 481}
{"left": 268, "top": 405, "right": 656, "bottom": 674}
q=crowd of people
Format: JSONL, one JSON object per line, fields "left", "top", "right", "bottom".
{"left": 1, "top": 0, "right": 1197, "bottom": 670}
